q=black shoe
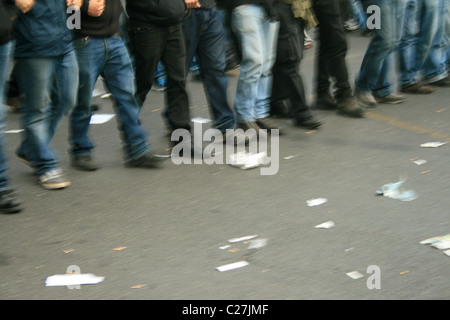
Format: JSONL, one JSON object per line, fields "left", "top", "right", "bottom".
{"left": 315, "top": 93, "right": 338, "bottom": 110}
{"left": 126, "top": 151, "right": 169, "bottom": 168}
{"left": 0, "top": 190, "right": 22, "bottom": 214}
{"left": 336, "top": 96, "right": 365, "bottom": 118}
{"left": 256, "top": 117, "right": 283, "bottom": 135}
{"left": 293, "top": 112, "right": 322, "bottom": 129}
{"left": 71, "top": 155, "right": 99, "bottom": 171}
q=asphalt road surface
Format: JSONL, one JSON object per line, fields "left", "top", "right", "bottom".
{"left": 1, "top": 32, "right": 449, "bottom": 302}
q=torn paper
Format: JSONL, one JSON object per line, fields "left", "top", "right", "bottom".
{"left": 346, "top": 271, "right": 364, "bottom": 279}
{"left": 228, "top": 152, "right": 267, "bottom": 170}
{"left": 307, "top": 198, "right": 328, "bottom": 207}
{"left": 228, "top": 235, "right": 258, "bottom": 243}
{"left": 315, "top": 221, "right": 335, "bottom": 229}
{"left": 45, "top": 273, "right": 104, "bottom": 287}
{"left": 420, "top": 142, "right": 447, "bottom": 148}
{"left": 216, "top": 261, "right": 249, "bottom": 272}
{"left": 376, "top": 180, "right": 418, "bottom": 201}
{"left": 90, "top": 114, "right": 115, "bottom": 124}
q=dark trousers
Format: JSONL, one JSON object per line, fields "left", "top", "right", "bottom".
{"left": 183, "top": 9, "right": 236, "bottom": 132}
{"left": 314, "top": 0, "right": 352, "bottom": 100}
{"left": 271, "top": 2, "right": 311, "bottom": 120}
{"left": 128, "top": 21, "right": 191, "bottom": 131}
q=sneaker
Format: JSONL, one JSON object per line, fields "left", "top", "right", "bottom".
{"left": 39, "top": 169, "right": 71, "bottom": 190}
{"left": 126, "top": 151, "right": 169, "bottom": 168}
{"left": 336, "top": 96, "right": 365, "bottom": 118}
{"left": 401, "top": 82, "right": 435, "bottom": 94}
{"left": 256, "top": 117, "right": 283, "bottom": 135}
{"left": 355, "top": 90, "right": 377, "bottom": 108}
{"left": 0, "top": 190, "right": 22, "bottom": 214}
{"left": 375, "top": 93, "right": 406, "bottom": 104}
{"left": 71, "top": 155, "right": 99, "bottom": 171}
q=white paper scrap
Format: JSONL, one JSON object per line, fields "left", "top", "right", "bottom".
{"left": 191, "top": 117, "right": 212, "bottom": 123}
{"left": 45, "top": 273, "right": 105, "bottom": 287}
{"left": 284, "top": 155, "right": 295, "bottom": 160}
{"left": 307, "top": 198, "right": 328, "bottom": 207}
{"left": 420, "top": 234, "right": 450, "bottom": 245}
{"left": 5, "top": 129, "right": 24, "bottom": 134}
{"left": 248, "top": 238, "right": 268, "bottom": 250}
{"left": 90, "top": 114, "right": 116, "bottom": 124}
{"left": 346, "top": 271, "right": 364, "bottom": 279}
{"left": 412, "top": 159, "right": 427, "bottom": 165}
{"left": 216, "top": 261, "right": 249, "bottom": 272}
{"left": 431, "top": 239, "right": 450, "bottom": 250}
{"left": 228, "top": 235, "right": 258, "bottom": 243}
{"left": 315, "top": 221, "right": 335, "bottom": 229}
{"left": 443, "top": 250, "right": 450, "bottom": 257}
{"left": 420, "top": 142, "right": 447, "bottom": 148}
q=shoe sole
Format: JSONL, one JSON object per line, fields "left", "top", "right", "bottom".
{"left": 40, "top": 181, "right": 71, "bottom": 190}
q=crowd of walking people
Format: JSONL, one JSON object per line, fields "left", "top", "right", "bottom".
{"left": 0, "top": 0, "right": 449, "bottom": 214}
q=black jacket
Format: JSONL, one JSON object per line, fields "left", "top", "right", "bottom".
{"left": 76, "top": 0, "right": 123, "bottom": 38}
{"left": 126, "top": 0, "right": 186, "bottom": 26}
{"left": 0, "top": 0, "right": 16, "bottom": 45}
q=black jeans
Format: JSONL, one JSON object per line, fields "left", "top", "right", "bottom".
{"left": 128, "top": 21, "right": 191, "bottom": 131}
{"left": 314, "top": 0, "right": 352, "bottom": 100}
{"left": 271, "top": 2, "right": 311, "bottom": 120}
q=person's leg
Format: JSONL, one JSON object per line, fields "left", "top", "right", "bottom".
{"left": 231, "top": 4, "right": 265, "bottom": 125}
{"left": 161, "top": 24, "right": 191, "bottom": 131}
{"left": 189, "top": 9, "right": 236, "bottom": 132}
{"left": 69, "top": 37, "right": 107, "bottom": 170}
{"left": 102, "top": 36, "right": 150, "bottom": 162}
{"left": 48, "top": 50, "right": 79, "bottom": 140}
{"left": 128, "top": 21, "right": 164, "bottom": 106}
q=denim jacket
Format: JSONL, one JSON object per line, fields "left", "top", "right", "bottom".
{"left": 14, "top": 0, "right": 74, "bottom": 58}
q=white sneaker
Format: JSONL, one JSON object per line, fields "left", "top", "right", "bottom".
{"left": 39, "top": 169, "right": 71, "bottom": 190}
{"left": 355, "top": 90, "right": 377, "bottom": 108}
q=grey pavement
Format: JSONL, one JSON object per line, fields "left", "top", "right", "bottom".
{"left": 1, "top": 32, "right": 449, "bottom": 301}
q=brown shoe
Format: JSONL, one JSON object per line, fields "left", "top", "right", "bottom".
{"left": 336, "top": 96, "right": 365, "bottom": 118}
{"left": 256, "top": 117, "right": 283, "bottom": 134}
{"left": 401, "top": 83, "right": 435, "bottom": 94}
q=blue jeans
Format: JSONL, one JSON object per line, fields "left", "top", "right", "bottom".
{"left": 70, "top": 36, "right": 149, "bottom": 161}
{"left": 0, "top": 42, "right": 13, "bottom": 191}
{"left": 356, "top": 0, "right": 406, "bottom": 97}
{"left": 183, "top": 8, "right": 236, "bottom": 132}
{"left": 231, "top": 5, "right": 279, "bottom": 123}
{"left": 423, "top": 0, "right": 448, "bottom": 81}
{"left": 398, "top": 0, "right": 440, "bottom": 85}
{"left": 349, "top": 0, "right": 368, "bottom": 32}
{"left": 15, "top": 50, "right": 78, "bottom": 176}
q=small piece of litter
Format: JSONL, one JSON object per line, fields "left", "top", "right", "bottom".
{"left": 45, "top": 273, "right": 104, "bottom": 287}
{"left": 248, "top": 238, "right": 268, "bottom": 250}
{"left": 443, "top": 250, "right": 450, "bottom": 257}
{"left": 216, "top": 261, "right": 249, "bottom": 272}
{"left": 307, "top": 198, "right": 328, "bottom": 207}
{"left": 431, "top": 240, "right": 450, "bottom": 250}
{"left": 228, "top": 235, "right": 258, "bottom": 243}
{"left": 228, "top": 152, "right": 267, "bottom": 170}
{"left": 421, "top": 170, "right": 431, "bottom": 174}
{"left": 90, "top": 114, "right": 115, "bottom": 124}
{"left": 284, "top": 156, "right": 295, "bottom": 160}
{"left": 420, "top": 142, "right": 447, "bottom": 148}
{"left": 113, "top": 247, "right": 127, "bottom": 251}
{"left": 219, "top": 245, "right": 231, "bottom": 250}
{"left": 63, "top": 249, "right": 74, "bottom": 254}
{"left": 131, "top": 284, "right": 146, "bottom": 289}
{"left": 346, "top": 271, "right": 364, "bottom": 279}
{"left": 412, "top": 159, "right": 427, "bottom": 166}
{"left": 376, "top": 180, "right": 418, "bottom": 201}
{"left": 344, "top": 247, "right": 355, "bottom": 252}
{"left": 5, "top": 129, "right": 24, "bottom": 134}
{"left": 191, "top": 117, "right": 212, "bottom": 123}
{"left": 229, "top": 248, "right": 241, "bottom": 253}
{"left": 315, "top": 221, "right": 335, "bottom": 229}
{"left": 420, "top": 234, "right": 450, "bottom": 245}
{"left": 399, "top": 270, "right": 410, "bottom": 275}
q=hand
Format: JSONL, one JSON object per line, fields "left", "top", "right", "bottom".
{"left": 185, "top": 0, "right": 201, "bottom": 9}
{"left": 67, "top": 0, "right": 83, "bottom": 9}
{"left": 88, "top": 0, "right": 105, "bottom": 17}
{"left": 15, "top": 0, "right": 35, "bottom": 14}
